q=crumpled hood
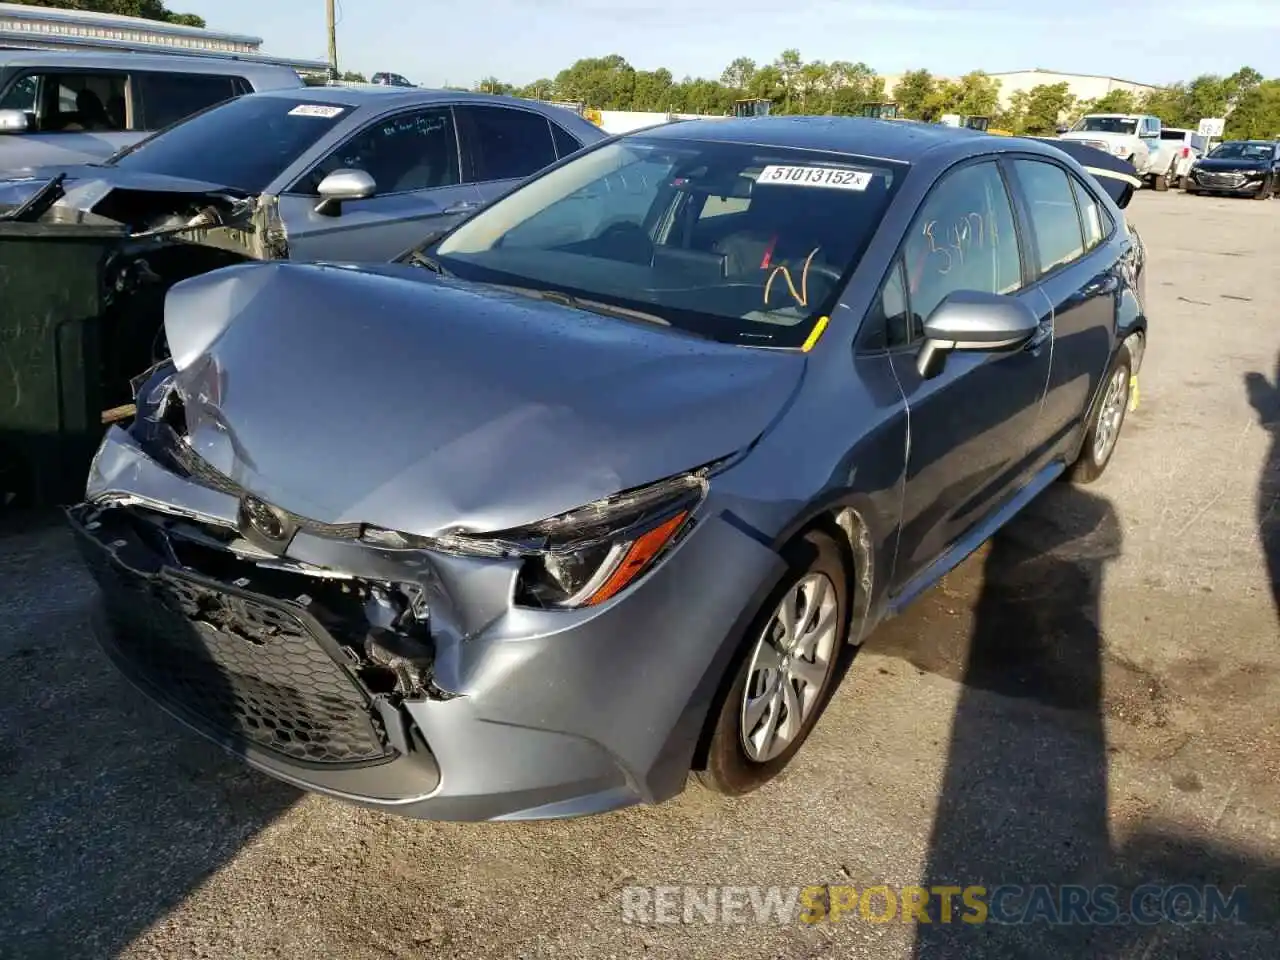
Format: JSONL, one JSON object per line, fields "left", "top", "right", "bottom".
{"left": 0, "top": 165, "right": 246, "bottom": 214}
{"left": 161, "top": 261, "right": 806, "bottom": 537}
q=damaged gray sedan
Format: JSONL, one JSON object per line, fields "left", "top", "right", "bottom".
{"left": 67, "top": 118, "right": 1147, "bottom": 821}
{"left": 0, "top": 85, "right": 602, "bottom": 261}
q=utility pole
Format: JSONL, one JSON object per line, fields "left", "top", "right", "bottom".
{"left": 326, "top": 0, "right": 338, "bottom": 80}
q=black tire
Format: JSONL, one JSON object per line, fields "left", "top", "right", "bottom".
{"left": 1253, "top": 178, "right": 1273, "bottom": 200}
{"left": 1176, "top": 176, "right": 1189, "bottom": 191}
{"left": 696, "top": 530, "right": 849, "bottom": 796}
{"left": 1153, "top": 171, "right": 1169, "bottom": 192}
{"left": 1067, "top": 343, "right": 1132, "bottom": 484}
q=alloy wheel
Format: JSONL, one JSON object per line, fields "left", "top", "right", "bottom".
{"left": 1092, "top": 366, "right": 1130, "bottom": 465}
{"left": 739, "top": 572, "right": 839, "bottom": 763}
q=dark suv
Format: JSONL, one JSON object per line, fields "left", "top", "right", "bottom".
{"left": 371, "top": 72, "right": 414, "bottom": 87}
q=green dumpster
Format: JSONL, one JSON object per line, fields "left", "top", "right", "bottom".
{"left": 0, "top": 217, "right": 138, "bottom": 507}
{"left": 0, "top": 182, "right": 277, "bottom": 507}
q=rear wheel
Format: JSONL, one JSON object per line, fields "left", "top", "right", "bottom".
{"left": 1067, "top": 343, "right": 1132, "bottom": 484}
{"left": 697, "top": 530, "right": 848, "bottom": 796}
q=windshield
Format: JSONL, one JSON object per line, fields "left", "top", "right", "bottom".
{"left": 106, "top": 95, "right": 352, "bottom": 193}
{"left": 1071, "top": 117, "right": 1138, "bottom": 135}
{"left": 1207, "top": 141, "right": 1273, "bottom": 161}
{"left": 432, "top": 137, "right": 904, "bottom": 347}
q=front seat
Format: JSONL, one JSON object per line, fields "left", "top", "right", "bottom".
{"left": 105, "top": 94, "right": 126, "bottom": 130}
{"left": 74, "top": 89, "right": 111, "bottom": 131}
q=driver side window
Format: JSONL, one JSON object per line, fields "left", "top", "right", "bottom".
{"left": 298, "top": 107, "right": 459, "bottom": 196}
{"left": 899, "top": 160, "right": 1022, "bottom": 336}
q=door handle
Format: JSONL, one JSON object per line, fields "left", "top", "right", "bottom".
{"left": 442, "top": 200, "right": 480, "bottom": 215}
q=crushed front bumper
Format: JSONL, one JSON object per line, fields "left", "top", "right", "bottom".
{"left": 70, "top": 429, "right": 786, "bottom": 821}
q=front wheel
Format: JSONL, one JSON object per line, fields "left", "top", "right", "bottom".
{"left": 697, "top": 530, "right": 848, "bottom": 796}
{"left": 1253, "top": 177, "right": 1274, "bottom": 200}
{"left": 1067, "top": 343, "right": 1132, "bottom": 484}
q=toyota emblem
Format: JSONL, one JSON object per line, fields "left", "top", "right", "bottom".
{"left": 241, "top": 496, "right": 286, "bottom": 541}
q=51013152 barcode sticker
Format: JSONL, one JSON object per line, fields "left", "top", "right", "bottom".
{"left": 289, "top": 104, "right": 346, "bottom": 119}
{"left": 757, "top": 165, "right": 873, "bottom": 191}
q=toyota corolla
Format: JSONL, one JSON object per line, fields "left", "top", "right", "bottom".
{"left": 67, "top": 118, "right": 1147, "bottom": 821}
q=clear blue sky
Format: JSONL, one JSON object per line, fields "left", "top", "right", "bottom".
{"left": 177, "top": 0, "right": 1279, "bottom": 88}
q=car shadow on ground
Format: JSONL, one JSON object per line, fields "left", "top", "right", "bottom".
{"left": 868, "top": 484, "right": 1279, "bottom": 958}
{"left": 0, "top": 510, "right": 300, "bottom": 960}
{"left": 1245, "top": 353, "right": 1280, "bottom": 624}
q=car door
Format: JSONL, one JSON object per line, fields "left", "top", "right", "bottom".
{"left": 0, "top": 68, "right": 137, "bottom": 168}
{"left": 277, "top": 104, "right": 481, "bottom": 262}
{"left": 454, "top": 104, "right": 561, "bottom": 205}
{"left": 882, "top": 159, "right": 1052, "bottom": 592}
{"left": 1006, "top": 158, "right": 1119, "bottom": 465}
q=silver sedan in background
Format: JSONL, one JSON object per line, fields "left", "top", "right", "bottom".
{"left": 0, "top": 87, "right": 605, "bottom": 261}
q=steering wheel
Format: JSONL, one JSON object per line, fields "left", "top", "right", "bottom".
{"left": 593, "top": 220, "right": 653, "bottom": 263}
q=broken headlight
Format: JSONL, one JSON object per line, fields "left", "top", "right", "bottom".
{"left": 361, "top": 469, "right": 712, "bottom": 609}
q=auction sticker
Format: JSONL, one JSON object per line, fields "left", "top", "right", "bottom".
{"left": 289, "top": 104, "right": 346, "bottom": 119}
{"left": 757, "top": 165, "right": 872, "bottom": 190}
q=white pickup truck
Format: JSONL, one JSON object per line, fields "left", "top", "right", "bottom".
{"left": 1149, "top": 127, "right": 1210, "bottom": 189}
{"left": 1059, "top": 113, "right": 1166, "bottom": 184}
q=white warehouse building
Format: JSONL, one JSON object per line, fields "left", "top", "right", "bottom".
{"left": 0, "top": 1, "right": 327, "bottom": 76}
{"left": 880, "top": 67, "right": 1160, "bottom": 110}
{"left": 986, "top": 69, "right": 1159, "bottom": 109}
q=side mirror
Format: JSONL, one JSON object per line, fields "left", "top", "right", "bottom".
{"left": 916, "top": 290, "right": 1040, "bottom": 380}
{"left": 315, "top": 168, "right": 376, "bottom": 217}
{"left": 0, "top": 109, "right": 30, "bottom": 134}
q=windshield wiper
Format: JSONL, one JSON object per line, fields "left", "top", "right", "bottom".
{"left": 406, "top": 249, "right": 449, "bottom": 275}
{"left": 526, "top": 288, "right": 671, "bottom": 327}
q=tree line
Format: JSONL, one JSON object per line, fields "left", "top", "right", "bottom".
{"left": 7, "top": 0, "right": 204, "bottom": 28}
{"left": 462, "top": 52, "right": 1277, "bottom": 140}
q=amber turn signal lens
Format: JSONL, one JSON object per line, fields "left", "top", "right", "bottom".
{"left": 581, "top": 511, "right": 690, "bottom": 607}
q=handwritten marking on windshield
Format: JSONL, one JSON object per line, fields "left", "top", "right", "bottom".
{"left": 764, "top": 248, "right": 821, "bottom": 308}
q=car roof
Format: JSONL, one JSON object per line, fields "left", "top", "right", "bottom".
{"left": 254, "top": 86, "right": 568, "bottom": 111}
{"left": 628, "top": 115, "right": 1039, "bottom": 165}
{"left": 0, "top": 49, "right": 298, "bottom": 79}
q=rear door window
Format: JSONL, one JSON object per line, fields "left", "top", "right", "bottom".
{"left": 1012, "top": 159, "right": 1086, "bottom": 276}
{"left": 456, "top": 105, "right": 557, "bottom": 182}
{"left": 551, "top": 122, "right": 584, "bottom": 159}
{"left": 135, "top": 72, "right": 238, "bottom": 130}
{"left": 1070, "top": 175, "right": 1111, "bottom": 252}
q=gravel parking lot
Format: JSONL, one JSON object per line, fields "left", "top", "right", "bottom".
{"left": 2, "top": 189, "right": 1278, "bottom": 960}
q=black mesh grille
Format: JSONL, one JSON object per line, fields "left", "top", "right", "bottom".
{"left": 77, "top": 531, "right": 393, "bottom": 766}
